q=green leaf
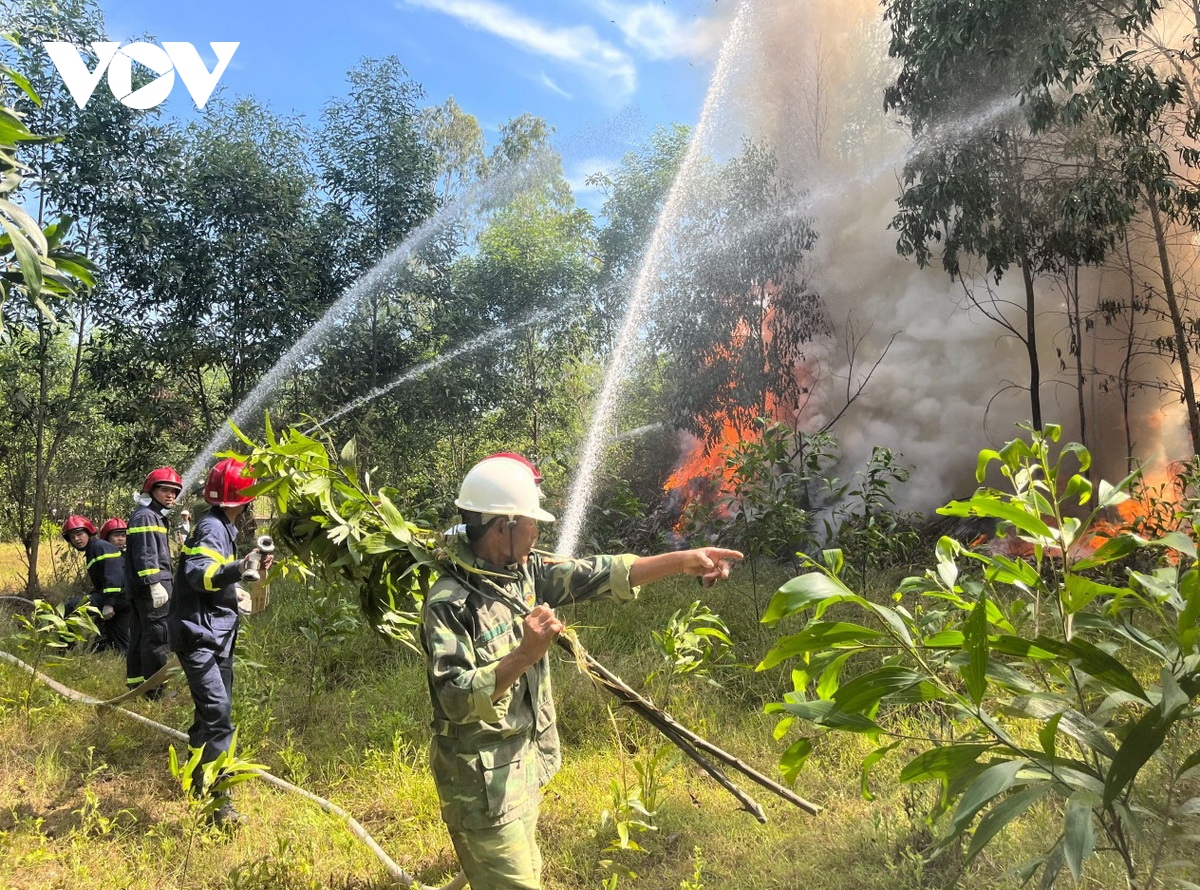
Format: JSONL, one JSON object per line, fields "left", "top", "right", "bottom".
{"left": 937, "top": 496, "right": 1054, "bottom": 541}
{"left": 1095, "top": 479, "right": 1130, "bottom": 510}
{"left": 900, "top": 744, "right": 994, "bottom": 783}
{"left": 976, "top": 449, "right": 1001, "bottom": 482}
{"left": 949, "top": 759, "right": 1028, "bottom": 837}
{"left": 1063, "top": 792, "right": 1097, "bottom": 882}
{"left": 1103, "top": 703, "right": 1172, "bottom": 806}
{"left": 0, "top": 213, "right": 43, "bottom": 295}
{"left": 860, "top": 741, "right": 902, "bottom": 801}
{"left": 1179, "top": 568, "right": 1200, "bottom": 649}
{"left": 1038, "top": 712, "right": 1062, "bottom": 759}
{"left": 1030, "top": 637, "right": 1148, "bottom": 701}
{"left": 936, "top": 535, "right": 959, "bottom": 587}
{"left": 775, "top": 698, "right": 882, "bottom": 733}
{"left": 778, "top": 737, "right": 812, "bottom": 784}
{"left": 1176, "top": 747, "right": 1200, "bottom": 781}
{"left": 762, "top": 571, "right": 858, "bottom": 623}
{"left": 1063, "top": 575, "right": 1127, "bottom": 612}
{"left": 816, "top": 651, "right": 854, "bottom": 700}
{"left": 757, "top": 622, "right": 884, "bottom": 670}
{"left": 966, "top": 784, "right": 1049, "bottom": 863}
{"left": 962, "top": 591, "right": 989, "bottom": 705}
{"left": 832, "top": 666, "right": 937, "bottom": 713}
{"left": 1148, "top": 531, "right": 1197, "bottom": 560}
{"left": 1072, "top": 535, "right": 1139, "bottom": 571}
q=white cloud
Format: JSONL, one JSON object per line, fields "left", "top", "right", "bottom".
{"left": 400, "top": 0, "right": 636, "bottom": 97}
{"left": 593, "top": 0, "right": 722, "bottom": 61}
{"left": 539, "top": 72, "right": 573, "bottom": 100}
{"left": 565, "top": 155, "right": 616, "bottom": 201}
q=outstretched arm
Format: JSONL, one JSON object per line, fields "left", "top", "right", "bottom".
{"left": 629, "top": 547, "right": 743, "bottom": 588}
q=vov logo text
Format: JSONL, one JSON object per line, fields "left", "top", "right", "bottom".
{"left": 43, "top": 41, "right": 239, "bottom": 110}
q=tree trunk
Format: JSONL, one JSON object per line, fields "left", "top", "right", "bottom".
{"left": 1020, "top": 257, "right": 1043, "bottom": 430}
{"left": 1120, "top": 235, "right": 1138, "bottom": 470}
{"left": 26, "top": 317, "right": 50, "bottom": 595}
{"left": 1148, "top": 197, "right": 1200, "bottom": 454}
{"left": 1067, "top": 264, "right": 1088, "bottom": 455}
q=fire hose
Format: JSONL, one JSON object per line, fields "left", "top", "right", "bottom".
{"left": 0, "top": 642, "right": 465, "bottom": 889}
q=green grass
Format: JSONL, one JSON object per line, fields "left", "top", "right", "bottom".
{"left": 0, "top": 570, "right": 1188, "bottom": 889}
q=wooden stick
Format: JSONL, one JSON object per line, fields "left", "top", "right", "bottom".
{"left": 568, "top": 640, "right": 821, "bottom": 816}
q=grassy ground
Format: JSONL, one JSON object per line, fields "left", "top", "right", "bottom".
{"left": 0, "top": 563, "right": 1193, "bottom": 889}
{"left": 0, "top": 539, "right": 82, "bottom": 599}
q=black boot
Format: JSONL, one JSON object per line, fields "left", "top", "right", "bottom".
{"left": 208, "top": 795, "right": 247, "bottom": 829}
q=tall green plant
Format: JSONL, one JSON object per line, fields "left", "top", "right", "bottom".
{"left": 10, "top": 598, "right": 96, "bottom": 715}
{"left": 760, "top": 424, "right": 1199, "bottom": 888}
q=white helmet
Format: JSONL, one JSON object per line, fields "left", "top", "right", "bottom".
{"left": 455, "top": 456, "right": 555, "bottom": 522}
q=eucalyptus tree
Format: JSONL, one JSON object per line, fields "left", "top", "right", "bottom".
{"left": 307, "top": 56, "right": 452, "bottom": 476}
{"left": 420, "top": 95, "right": 486, "bottom": 201}
{"left": 884, "top": 0, "right": 1200, "bottom": 454}
{"left": 883, "top": 0, "right": 1151, "bottom": 435}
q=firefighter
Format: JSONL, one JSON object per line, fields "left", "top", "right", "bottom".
{"left": 99, "top": 517, "right": 128, "bottom": 551}
{"left": 61, "top": 514, "right": 130, "bottom": 653}
{"left": 422, "top": 454, "right": 742, "bottom": 889}
{"left": 125, "top": 467, "right": 181, "bottom": 696}
{"left": 169, "top": 458, "right": 272, "bottom": 827}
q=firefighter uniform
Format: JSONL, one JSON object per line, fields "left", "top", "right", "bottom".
{"left": 83, "top": 535, "right": 130, "bottom": 653}
{"left": 169, "top": 508, "right": 243, "bottom": 787}
{"left": 125, "top": 500, "right": 173, "bottom": 691}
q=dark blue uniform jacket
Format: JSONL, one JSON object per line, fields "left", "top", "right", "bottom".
{"left": 126, "top": 502, "right": 173, "bottom": 588}
{"left": 83, "top": 537, "right": 127, "bottom": 611}
{"left": 168, "top": 510, "right": 242, "bottom": 655}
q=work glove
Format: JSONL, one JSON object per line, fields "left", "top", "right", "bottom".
{"left": 235, "top": 585, "right": 253, "bottom": 616}
{"left": 100, "top": 604, "right": 115, "bottom": 620}
{"left": 149, "top": 582, "right": 169, "bottom": 609}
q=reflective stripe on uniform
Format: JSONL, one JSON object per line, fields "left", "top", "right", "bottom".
{"left": 86, "top": 551, "right": 121, "bottom": 570}
{"left": 183, "top": 543, "right": 235, "bottom": 592}
{"left": 103, "top": 587, "right": 122, "bottom": 594}
{"left": 138, "top": 567, "right": 159, "bottom": 577}
{"left": 127, "top": 525, "right": 168, "bottom": 534}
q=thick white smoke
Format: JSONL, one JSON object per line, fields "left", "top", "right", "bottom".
{"left": 702, "top": 0, "right": 1194, "bottom": 509}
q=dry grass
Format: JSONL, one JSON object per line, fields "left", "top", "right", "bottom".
{"left": 0, "top": 539, "right": 82, "bottom": 598}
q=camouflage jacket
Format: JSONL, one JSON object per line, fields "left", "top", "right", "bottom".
{"left": 422, "top": 541, "right": 639, "bottom": 829}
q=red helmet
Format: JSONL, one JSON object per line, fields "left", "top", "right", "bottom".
{"left": 61, "top": 514, "right": 97, "bottom": 539}
{"left": 484, "top": 452, "right": 543, "bottom": 484}
{"left": 204, "top": 458, "right": 255, "bottom": 507}
{"left": 98, "top": 518, "right": 128, "bottom": 541}
{"left": 142, "top": 467, "right": 183, "bottom": 493}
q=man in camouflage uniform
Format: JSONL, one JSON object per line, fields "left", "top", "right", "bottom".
{"left": 422, "top": 455, "right": 742, "bottom": 890}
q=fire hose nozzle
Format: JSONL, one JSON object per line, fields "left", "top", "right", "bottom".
{"left": 240, "top": 536, "right": 276, "bottom": 582}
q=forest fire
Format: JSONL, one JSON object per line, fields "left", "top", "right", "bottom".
{"left": 975, "top": 470, "right": 1194, "bottom": 561}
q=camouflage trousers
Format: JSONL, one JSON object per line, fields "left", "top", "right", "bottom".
{"left": 448, "top": 807, "right": 542, "bottom": 890}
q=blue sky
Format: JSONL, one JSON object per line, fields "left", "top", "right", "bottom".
{"left": 91, "top": 0, "right": 725, "bottom": 209}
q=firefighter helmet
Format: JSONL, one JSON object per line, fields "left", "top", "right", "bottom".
{"left": 483, "top": 451, "right": 543, "bottom": 484}
{"left": 455, "top": 457, "right": 554, "bottom": 522}
{"left": 203, "top": 458, "right": 255, "bottom": 507}
{"left": 142, "top": 467, "right": 183, "bottom": 493}
{"left": 98, "top": 518, "right": 127, "bottom": 541}
{"left": 61, "top": 514, "right": 97, "bottom": 539}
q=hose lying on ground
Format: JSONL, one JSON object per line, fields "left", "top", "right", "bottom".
{"left": 0, "top": 648, "right": 467, "bottom": 890}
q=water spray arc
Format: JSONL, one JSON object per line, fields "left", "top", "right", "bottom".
{"left": 304, "top": 299, "right": 580, "bottom": 434}
{"left": 181, "top": 153, "right": 556, "bottom": 491}
{"left": 555, "top": 1, "right": 755, "bottom": 556}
